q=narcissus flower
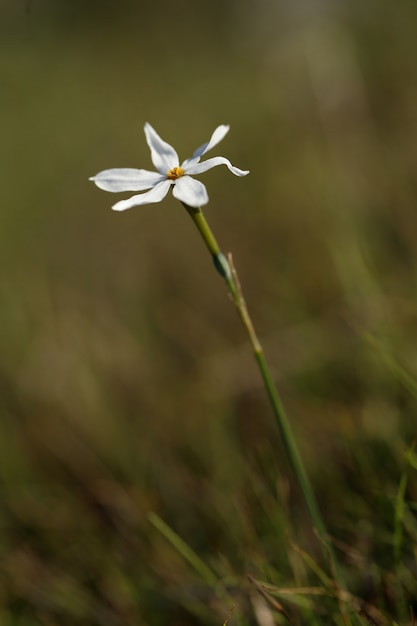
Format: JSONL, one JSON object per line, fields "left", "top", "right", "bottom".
{"left": 89, "top": 123, "right": 249, "bottom": 210}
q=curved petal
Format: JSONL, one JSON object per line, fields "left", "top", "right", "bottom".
{"left": 90, "top": 168, "right": 164, "bottom": 192}
{"left": 172, "top": 176, "right": 208, "bottom": 207}
{"left": 185, "top": 156, "right": 250, "bottom": 177}
{"left": 144, "top": 123, "right": 179, "bottom": 174}
{"left": 111, "top": 180, "right": 172, "bottom": 211}
{"left": 181, "top": 125, "right": 230, "bottom": 168}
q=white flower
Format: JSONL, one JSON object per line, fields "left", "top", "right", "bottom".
{"left": 89, "top": 123, "right": 249, "bottom": 211}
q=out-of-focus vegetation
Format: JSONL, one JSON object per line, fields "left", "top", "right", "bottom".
{"left": 1, "top": 0, "right": 417, "bottom": 624}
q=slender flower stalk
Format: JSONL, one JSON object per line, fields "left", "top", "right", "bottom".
{"left": 185, "top": 201, "right": 346, "bottom": 592}
{"left": 182, "top": 202, "right": 341, "bottom": 577}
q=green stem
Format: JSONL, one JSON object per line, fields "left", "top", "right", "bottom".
{"left": 148, "top": 512, "right": 218, "bottom": 588}
{"left": 253, "top": 348, "right": 327, "bottom": 540}
{"left": 182, "top": 202, "right": 343, "bottom": 585}
{"left": 148, "top": 512, "right": 248, "bottom": 625}
{"left": 183, "top": 204, "right": 222, "bottom": 257}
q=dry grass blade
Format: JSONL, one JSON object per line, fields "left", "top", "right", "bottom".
{"left": 261, "top": 581, "right": 390, "bottom": 626}
{"left": 222, "top": 606, "right": 234, "bottom": 626}
{"left": 247, "top": 575, "right": 298, "bottom": 626}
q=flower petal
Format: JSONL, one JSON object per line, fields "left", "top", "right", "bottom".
{"left": 181, "top": 125, "right": 230, "bottom": 168}
{"left": 185, "top": 156, "right": 250, "bottom": 177}
{"left": 144, "top": 123, "right": 179, "bottom": 174}
{"left": 90, "top": 168, "right": 164, "bottom": 192}
{"left": 111, "top": 180, "right": 172, "bottom": 211}
{"left": 172, "top": 176, "right": 209, "bottom": 207}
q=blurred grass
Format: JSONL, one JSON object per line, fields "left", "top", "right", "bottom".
{"left": 1, "top": 0, "right": 417, "bottom": 624}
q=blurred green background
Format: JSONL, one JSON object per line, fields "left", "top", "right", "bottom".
{"left": 1, "top": 1, "right": 417, "bottom": 624}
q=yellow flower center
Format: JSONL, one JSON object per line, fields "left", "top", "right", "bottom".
{"left": 167, "top": 166, "right": 184, "bottom": 180}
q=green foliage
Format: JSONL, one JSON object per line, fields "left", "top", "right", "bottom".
{"left": 1, "top": 1, "right": 417, "bottom": 624}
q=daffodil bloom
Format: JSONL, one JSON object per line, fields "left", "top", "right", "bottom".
{"left": 89, "top": 123, "right": 249, "bottom": 211}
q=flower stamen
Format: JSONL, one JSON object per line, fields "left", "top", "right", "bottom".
{"left": 167, "top": 166, "right": 184, "bottom": 180}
